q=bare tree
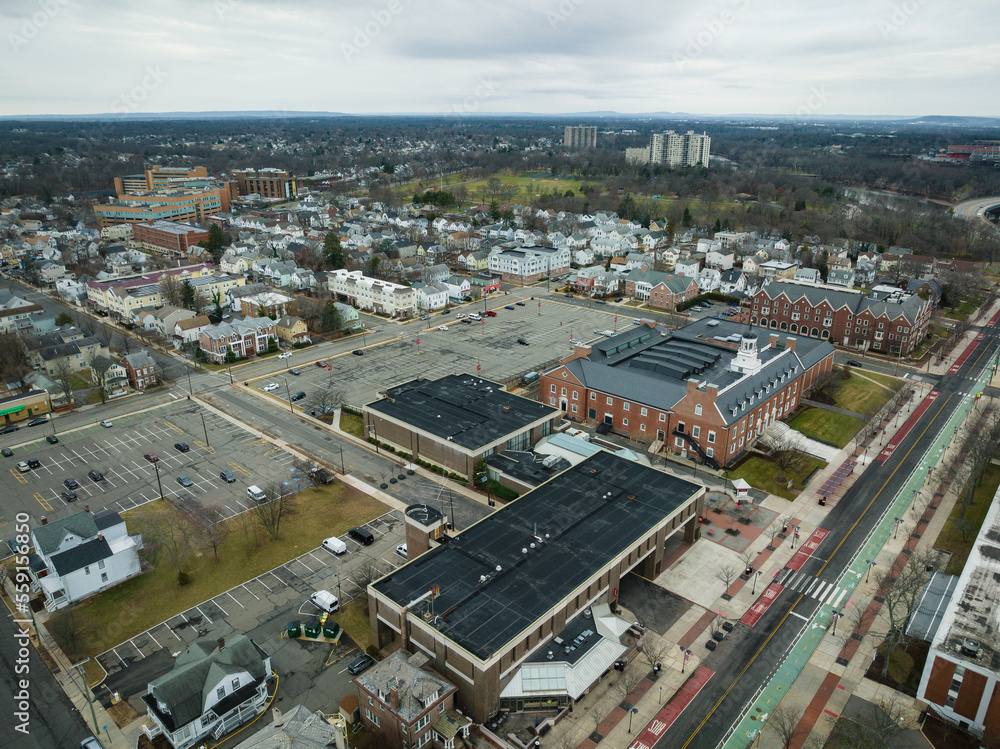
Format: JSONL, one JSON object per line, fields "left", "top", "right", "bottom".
{"left": 717, "top": 563, "right": 740, "bottom": 598}
{"left": 291, "top": 458, "right": 323, "bottom": 488}
{"left": 350, "top": 557, "right": 385, "bottom": 593}
{"left": 0, "top": 332, "right": 34, "bottom": 393}
{"left": 637, "top": 635, "right": 671, "bottom": 673}
{"left": 236, "top": 507, "right": 260, "bottom": 553}
{"left": 195, "top": 507, "right": 228, "bottom": 563}
{"left": 138, "top": 509, "right": 197, "bottom": 583}
{"left": 613, "top": 667, "right": 644, "bottom": 706}
{"left": 53, "top": 358, "right": 76, "bottom": 410}
{"left": 769, "top": 432, "right": 802, "bottom": 479}
{"left": 765, "top": 521, "right": 783, "bottom": 549}
{"left": 827, "top": 694, "right": 913, "bottom": 749}
{"left": 86, "top": 350, "right": 115, "bottom": 404}
{"left": 739, "top": 548, "right": 758, "bottom": 576}
{"left": 254, "top": 483, "right": 293, "bottom": 541}
{"left": 47, "top": 609, "right": 95, "bottom": 662}
{"left": 766, "top": 704, "right": 807, "bottom": 749}
{"left": 159, "top": 274, "right": 182, "bottom": 306}
{"left": 308, "top": 376, "right": 346, "bottom": 417}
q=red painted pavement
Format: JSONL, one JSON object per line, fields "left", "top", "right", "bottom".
{"left": 790, "top": 671, "right": 842, "bottom": 749}
{"left": 878, "top": 390, "right": 938, "bottom": 463}
{"left": 628, "top": 666, "right": 715, "bottom": 749}
{"left": 740, "top": 582, "right": 785, "bottom": 627}
{"left": 948, "top": 334, "right": 984, "bottom": 374}
{"left": 786, "top": 528, "right": 829, "bottom": 571}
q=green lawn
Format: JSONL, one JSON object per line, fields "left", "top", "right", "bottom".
{"left": 827, "top": 374, "right": 898, "bottom": 415}
{"left": 729, "top": 454, "right": 827, "bottom": 500}
{"left": 338, "top": 596, "right": 373, "bottom": 653}
{"left": 936, "top": 464, "right": 1000, "bottom": 575}
{"left": 856, "top": 370, "right": 904, "bottom": 391}
{"left": 340, "top": 410, "right": 364, "bottom": 438}
{"left": 789, "top": 408, "right": 863, "bottom": 448}
{"left": 46, "top": 484, "right": 387, "bottom": 659}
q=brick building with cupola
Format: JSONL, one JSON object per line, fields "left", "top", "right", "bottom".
{"left": 539, "top": 318, "right": 835, "bottom": 467}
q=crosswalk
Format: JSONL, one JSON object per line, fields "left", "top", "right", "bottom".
{"left": 776, "top": 569, "right": 850, "bottom": 609}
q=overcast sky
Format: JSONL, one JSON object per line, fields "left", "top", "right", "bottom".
{"left": 2, "top": 0, "right": 998, "bottom": 117}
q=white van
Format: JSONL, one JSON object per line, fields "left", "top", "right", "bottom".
{"left": 310, "top": 590, "right": 340, "bottom": 613}
{"left": 468, "top": 313, "right": 482, "bottom": 321}
{"left": 322, "top": 536, "right": 347, "bottom": 555}
{"left": 247, "top": 485, "right": 267, "bottom": 502}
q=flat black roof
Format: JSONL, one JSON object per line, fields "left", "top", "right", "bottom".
{"left": 372, "top": 451, "right": 702, "bottom": 661}
{"left": 366, "top": 374, "right": 560, "bottom": 452}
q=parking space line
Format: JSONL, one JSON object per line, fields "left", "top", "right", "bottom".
{"left": 34, "top": 492, "right": 53, "bottom": 511}
{"left": 241, "top": 583, "right": 260, "bottom": 601}
{"left": 228, "top": 461, "right": 252, "bottom": 477}
{"left": 225, "top": 591, "right": 245, "bottom": 609}
{"left": 196, "top": 606, "right": 213, "bottom": 624}
{"left": 110, "top": 648, "right": 127, "bottom": 667}
{"left": 255, "top": 576, "right": 272, "bottom": 593}
{"left": 305, "top": 550, "right": 327, "bottom": 566}
{"left": 162, "top": 420, "right": 183, "bottom": 434}
{"left": 146, "top": 631, "right": 162, "bottom": 649}
{"left": 212, "top": 599, "right": 229, "bottom": 616}
{"left": 268, "top": 571, "right": 283, "bottom": 586}
{"left": 290, "top": 557, "right": 314, "bottom": 574}
{"left": 193, "top": 440, "right": 215, "bottom": 454}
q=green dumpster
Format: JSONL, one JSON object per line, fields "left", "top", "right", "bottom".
{"left": 304, "top": 621, "right": 321, "bottom": 639}
{"left": 323, "top": 622, "right": 340, "bottom": 639}
{"left": 286, "top": 621, "right": 301, "bottom": 638}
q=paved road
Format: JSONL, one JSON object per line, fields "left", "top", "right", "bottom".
{"left": 952, "top": 195, "right": 1000, "bottom": 221}
{"left": 657, "top": 312, "right": 1000, "bottom": 748}
{"left": 0, "top": 614, "right": 94, "bottom": 749}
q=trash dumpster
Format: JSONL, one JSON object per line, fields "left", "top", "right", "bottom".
{"left": 323, "top": 621, "right": 340, "bottom": 639}
{"left": 304, "top": 621, "right": 321, "bottom": 639}
{"left": 286, "top": 621, "right": 301, "bottom": 638}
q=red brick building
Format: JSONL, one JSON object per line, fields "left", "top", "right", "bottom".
{"left": 121, "top": 351, "right": 157, "bottom": 391}
{"left": 750, "top": 281, "right": 931, "bottom": 355}
{"left": 198, "top": 317, "right": 275, "bottom": 363}
{"left": 623, "top": 270, "right": 699, "bottom": 311}
{"left": 539, "top": 319, "right": 835, "bottom": 467}
{"left": 131, "top": 220, "right": 209, "bottom": 256}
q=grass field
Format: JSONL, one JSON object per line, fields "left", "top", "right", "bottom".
{"left": 936, "top": 464, "right": 1000, "bottom": 575}
{"left": 46, "top": 484, "right": 386, "bottom": 659}
{"left": 856, "top": 370, "right": 904, "bottom": 390}
{"left": 827, "top": 373, "right": 899, "bottom": 415}
{"left": 399, "top": 172, "right": 595, "bottom": 205}
{"left": 789, "top": 408, "right": 863, "bottom": 448}
{"left": 729, "top": 454, "right": 827, "bottom": 500}
{"left": 340, "top": 410, "right": 364, "bottom": 438}
{"left": 338, "top": 596, "right": 373, "bottom": 653}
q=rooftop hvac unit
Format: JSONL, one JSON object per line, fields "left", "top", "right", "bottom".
{"left": 541, "top": 454, "right": 560, "bottom": 468}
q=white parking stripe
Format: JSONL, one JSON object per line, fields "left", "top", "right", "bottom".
{"left": 225, "top": 591, "right": 244, "bottom": 609}
{"left": 111, "top": 648, "right": 127, "bottom": 666}
{"left": 196, "top": 605, "right": 213, "bottom": 624}
{"left": 147, "top": 631, "right": 161, "bottom": 649}
{"left": 242, "top": 584, "right": 260, "bottom": 601}
{"left": 212, "top": 599, "right": 229, "bottom": 617}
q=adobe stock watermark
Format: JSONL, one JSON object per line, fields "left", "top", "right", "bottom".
{"left": 878, "top": 0, "right": 929, "bottom": 38}
{"left": 794, "top": 84, "right": 832, "bottom": 118}
{"left": 8, "top": 0, "right": 75, "bottom": 52}
{"left": 111, "top": 67, "right": 168, "bottom": 114}
{"left": 341, "top": 0, "right": 415, "bottom": 63}
{"left": 547, "top": 0, "right": 586, "bottom": 29}
{"left": 673, "top": 0, "right": 754, "bottom": 71}
{"left": 12, "top": 512, "right": 33, "bottom": 736}
{"left": 443, "top": 75, "right": 498, "bottom": 116}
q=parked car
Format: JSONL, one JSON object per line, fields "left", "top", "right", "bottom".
{"left": 61, "top": 490, "right": 77, "bottom": 502}
{"left": 220, "top": 470, "right": 236, "bottom": 483}
{"left": 144, "top": 453, "right": 159, "bottom": 462}
{"left": 440, "top": 308, "right": 450, "bottom": 315}
{"left": 81, "top": 737, "right": 102, "bottom": 749}
{"left": 1, "top": 448, "right": 12, "bottom": 457}
{"left": 16, "top": 461, "right": 30, "bottom": 473}
{"left": 516, "top": 301, "right": 526, "bottom": 306}
{"left": 517, "top": 338, "right": 530, "bottom": 346}
{"left": 27, "top": 417, "right": 48, "bottom": 427}
{"left": 46, "top": 435, "right": 59, "bottom": 444}
{"left": 315, "top": 361, "right": 326, "bottom": 368}
{"left": 438, "top": 325, "right": 449, "bottom": 331}
{"left": 88, "top": 470, "right": 104, "bottom": 482}
{"left": 847, "top": 359, "right": 863, "bottom": 367}
{"left": 468, "top": 313, "right": 481, "bottom": 321}
{"left": 485, "top": 310, "right": 497, "bottom": 317}
{"left": 63, "top": 478, "right": 79, "bottom": 490}
{"left": 174, "top": 442, "right": 190, "bottom": 452}
{"left": 288, "top": 368, "right": 301, "bottom": 376}
{"left": 396, "top": 543, "right": 408, "bottom": 559}
{"left": 278, "top": 352, "right": 292, "bottom": 359}
{"left": 352, "top": 350, "right": 364, "bottom": 356}
{"left": 570, "top": 338, "right": 582, "bottom": 345}
{"left": 322, "top": 536, "right": 348, "bottom": 555}
{"left": 176, "top": 475, "right": 193, "bottom": 487}
{"left": 614, "top": 297, "right": 624, "bottom": 303}
{"left": 420, "top": 314, "right": 431, "bottom": 320}
{"left": 262, "top": 383, "right": 279, "bottom": 392}
{"left": 0, "top": 425, "right": 19, "bottom": 434}
{"left": 27, "top": 459, "right": 40, "bottom": 469}
{"left": 505, "top": 305, "right": 516, "bottom": 310}
{"left": 291, "top": 391, "right": 306, "bottom": 401}
{"left": 347, "top": 654, "right": 376, "bottom": 675}
{"left": 310, "top": 589, "right": 340, "bottom": 613}
{"left": 100, "top": 420, "right": 113, "bottom": 428}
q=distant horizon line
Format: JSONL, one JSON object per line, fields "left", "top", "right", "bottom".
{"left": 1, "top": 110, "right": 999, "bottom": 124}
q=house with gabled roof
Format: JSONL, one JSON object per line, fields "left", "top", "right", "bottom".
{"left": 29, "top": 509, "right": 142, "bottom": 611}
{"left": 142, "top": 635, "right": 272, "bottom": 749}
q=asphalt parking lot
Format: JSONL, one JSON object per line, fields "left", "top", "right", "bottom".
{"left": 0, "top": 400, "right": 310, "bottom": 527}
{"left": 252, "top": 294, "right": 637, "bottom": 408}
{"left": 97, "top": 508, "right": 407, "bottom": 718}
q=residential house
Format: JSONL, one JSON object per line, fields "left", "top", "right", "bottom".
{"left": 412, "top": 281, "right": 450, "bottom": 311}
{"left": 238, "top": 291, "right": 294, "bottom": 319}
{"left": 141, "top": 305, "right": 196, "bottom": 337}
{"left": 333, "top": 302, "right": 362, "bottom": 331}
{"left": 674, "top": 257, "right": 702, "bottom": 278}
{"left": 92, "top": 359, "right": 129, "bottom": 397}
{"left": 907, "top": 278, "right": 944, "bottom": 305}
{"left": 759, "top": 260, "right": 798, "bottom": 282}
{"left": 122, "top": 351, "right": 157, "bottom": 391}
{"left": 794, "top": 268, "right": 821, "bottom": 284}
{"left": 29, "top": 509, "right": 142, "bottom": 611}
{"left": 328, "top": 269, "right": 415, "bottom": 318}
{"left": 487, "top": 246, "right": 570, "bottom": 285}
{"left": 289, "top": 268, "right": 316, "bottom": 292}
{"left": 827, "top": 266, "right": 856, "bottom": 288}
{"left": 355, "top": 649, "right": 467, "bottom": 749}
{"left": 227, "top": 705, "right": 339, "bottom": 749}
{"left": 624, "top": 270, "right": 698, "bottom": 311}
{"left": 697, "top": 267, "right": 722, "bottom": 294}
{"left": 199, "top": 317, "right": 276, "bottom": 363}
{"left": 38, "top": 260, "right": 69, "bottom": 284}
{"left": 274, "top": 315, "right": 310, "bottom": 346}
{"left": 719, "top": 269, "right": 747, "bottom": 296}
{"left": 442, "top": 275, "right": 471, "bottom": 302}
{"left": 705, "top": 247, "right": 735, "bottom": 271}
{"left": 142, "top": 635, "right": 272, "bottom": 749}
{"left": 33, "top": 331, "right": 109, "bottom": 376}
{"left": 174, "top": 315, "right": 213, "bottom": 346}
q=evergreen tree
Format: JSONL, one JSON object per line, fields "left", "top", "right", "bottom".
{"left": 323, "top": 232, "right": 344, "bottom": 269}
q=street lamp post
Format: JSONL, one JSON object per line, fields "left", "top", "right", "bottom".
{"left": 153, "top": 460, "right": 164, "bottom": 499}
{"left": 628, "top": 707, "right": 639, "bottom": 733}
{"left": 832, "top": 610, "right": 841, "bottom": 635}
{"left": 865, "top": 559, "right": 875, "bottom": 583}
{"left": 751, "top": 569, "right": 762, "bottom": 595}
{"left": 200, "top": 412, "right": 210, "bottom": 447}
{"left": 284, "top": 382, "right": 294, "bottom": 413}
{"left": 893, "top": 517, "right": 900, "bottom": 538}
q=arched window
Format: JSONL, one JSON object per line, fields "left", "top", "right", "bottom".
{"left": 770, "top": 320, "right": 778, "bottom": 329}
{"left": 780, "top": 322, "right": 788, "bottom": 331}
{"left": 790, "top": 324, "right": 798, "bottom": 333}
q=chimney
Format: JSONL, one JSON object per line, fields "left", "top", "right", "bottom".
{"left": 217, "top": 637, "right": 225, "bottom": 651}
{"left": 785, "top": 336, "right": 796, "bottom": 353}
{"left": 97, "top": 534, "right": 104, "bottom": 542}
{"left": 686, "top": 378, "right": 698, "bottom": 395}
{"left": 40, "top": 516, "right": 47, "bottom": 525}
{"left": 707, "top": 383, "right": 719, "bottom": 400}
{"left": 390, "top": 686, "right": 400, "bottom": 712}
{"left": 769, "top": 333, "right": 779, "bottom": 348}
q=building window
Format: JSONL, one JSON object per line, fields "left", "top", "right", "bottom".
{"left": 571, "top": 404, "right": 578, "bottom": 413}
{"left": 572, "top": 391, "right": 578, "bottom": 401}
{"left": 590, "top": 392, "right": 596, "bottom": 400}
{"left": 692, "top": 426, "right": 700, "bottom": 438}
{"left": 659, "top": 413, "right": 666, "bottom": 422}
{"left": 415, "top": 714, "right": 430, "bottom": 731}
{"left": 674, "top": 437, "right": 684, "bottom": 448}
{"left": 550, "top": 384, "right": 556, "bottom": 393}
{"left": 365, "top": 709, "right": 380, "bottom": 727}
{"left": 84, "top": 566, "right": 90, "bottom": 576}
{"left": 549, "top": 397, "right": 556, "bottom": 405}
{"left": 606, "top": 397, "right": 613, "bottom": 405}
{"left": 706, "top": 447, "right": 714, "bottom": 458}
{"left": 622, "top": 418, "right": 628, "bottom": 426}
{"left": 708, "top": 431, "right": 716, "bottom": 443}
{"left": 561, "top": 387, "right": 567, "bottom": 396}
{"left": 217, "top": 687, "right": 226, "bottom": 700}
{"left": 695, "top": 404, "right": 702, "bottom": 416}
{"left": 623, "top": 402, "right": 630, "bottom": 411}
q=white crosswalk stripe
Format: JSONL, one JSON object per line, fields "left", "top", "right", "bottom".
{"left": 777, "top": 568, "right": 841, "bottom": 602}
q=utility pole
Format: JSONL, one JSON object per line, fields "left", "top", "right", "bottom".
{"left": 70, "top": 659, "right": 100, "bottom": 740}
{"left": 153, "top": 460, "right": 164, "bottom": 500}
{"left": 339, "top": 444, "right": 345, "bottom": 474}
{"left": 200, "top": 412, "right": 210, "bottom": 447}
{"left": 284, "top": 382, "right": 294, "bottom": 413}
